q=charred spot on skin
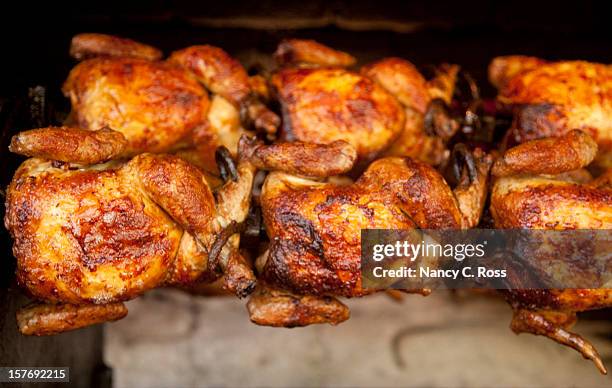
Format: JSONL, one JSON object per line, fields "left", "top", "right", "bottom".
{"left": 263, "top": 238, "right": 300, "bottom": 288}
{"left": 503, "top": 289, "right": 560, "bottom": 310}
{"left": 511, "top": 103, "right": 565, "bottom": 145}
{"left": 240, "top": 283, "right": 257, "bottom": 298}
{"left": 263, "top": 237, "right": 342, "bottom": 296}
{"left": 232, "top": 278, "right": 257, "bottom": 299}
{"left": 14, "top": 198, "right": 35, "bottom": 226}
{"left": 314, "top": 194, "right": 352, "bottom": 213}
{"left": 359, "top": 205, "right": 375, "bottom": 221}
{"left": 315, "top": 193, "right": 375, "bottom": 223}
{"left": 277, "top": 211, "right": 324, "bottom": 258}
{"left": 524, "top": 184, "right": 611, "bottom": 208}
{"left": 67, "top": 197, "right": 169, "bottom": 271}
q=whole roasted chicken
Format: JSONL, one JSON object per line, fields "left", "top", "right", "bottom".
{"left": 246, "top": 142, "right": 492, "bottom": 327}
{"left": 4, "top": 127, "right": 261, "bottom": 335}
{"left": 271, "top": 39, "right": 460, "bottom": 166}
{"left": 63, "top": 33, "right": 279, "bottom": 172}
{"left": 490, "top": 130, "right": 612, "bottom": 374}
{"left": 489, "top": 56, "right": 612, "bottom": 167}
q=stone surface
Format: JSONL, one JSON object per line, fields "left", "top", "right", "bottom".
{"left": 106, "top": 290, "right": 612, "bottom": 387}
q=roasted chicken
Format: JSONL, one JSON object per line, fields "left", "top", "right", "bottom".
{"left": 4, "top": 127, "right": 261, "bottom": 335}
{"left": 271, "top": 39, "right": 459, "bottom": 167}
{"left": 63, "top": 33, "right": 279, "bottom": 173}
{"left": 5, "top": 31, "right": 611, "bottom": 380}
{"left": 489, "top": 56, "right": 612, "bottom": 168}
{"left": 490, "top": 130, "right": 612, "bottom": 374}
{"left": 246, "top": 142, "right": 492, "bottom": 327}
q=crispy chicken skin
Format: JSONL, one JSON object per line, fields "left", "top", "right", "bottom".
{"left": 4, "top": 128, "right": 261, "bottom": 335}
{"left": 490, "top": 57, "right": 612, "bottom": 167}
{"left": 63, "top": 57, "right": 210, "bottom": 154}
{"left": 362, "top": 59, "right": 458, "bottom": 114}
{"left": 272, "top": 40, "right": 459, "bottom": 165}
{"left": 274, "top": 39, "right": 356, "bottom": 68}
{"left": 9, "top": 126, "right": 128, "bottom": 164}
{"left": 363, "top": 59, "right": 459, "bottom": 164}
{"left": 70, "top": 33, "right": 162, "bottom": 61}
{"left": 175, "top": 95, "right": 245, "bottom": 173}
{"left": 247, "top": 146, "right": 492, "bottom": 326}
{"left": 272, "top": 67, "right": 405, "bottom": 164}
{"left": 491, "top": 131, "right": 612, "bottom": 229}
{"left": 488, "top": 55, "right": 546, "bottom": 90}
{"left": 490, "top": 131, "right": 612, "bottom": 373}
{"left": 362, "top": 58, "right": 432, "bottom": 114}
{"left": 491, "top": 129, "right": 598, "bottom": 177}
{"left": 246, "top": 140, "right": 357, "bottom": 177}
{"left": 168, "top": 45, "right": 251, "bottom": 105}
{"left": 247, "top": 286, "right": 350, "bottom": 327}
{"left": 17, "top": 303, "right": 128, "bottom": 336}
{"left": 63, "top": 33, "right": 279, "bottom": 171}
{"left": 168, "top": 45, "right": 280, "bottom": 135}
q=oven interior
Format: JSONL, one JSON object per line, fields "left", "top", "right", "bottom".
{"left": 0, "top": 2, "right": 611, "bottom": 386}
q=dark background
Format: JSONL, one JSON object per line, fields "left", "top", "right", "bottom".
{"left": 0, "top": 0, "right": 610, "bottom": 97}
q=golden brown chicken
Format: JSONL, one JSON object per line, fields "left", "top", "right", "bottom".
{"left": 4, "top": 127, "right": 261, "bottom": 335}
{"left": 271, "top": 39, "right": 459, "bottom": 167}
{"left": 245, "top": 143, "right": 492, "bottom": 327}
{"left": 490, "top": 130, "right": 612, "bottom": 374}
{"left": 489, "top": 56, "right": 612, "bottom": 167}
{"left": 362, "top": 59, "right": 459, "bottom": 164}
{"left": 69, "top": 33, "right": 163, "bottom": 61}
{"left": 63, "top": 33, "right": 279, "bottom": 173}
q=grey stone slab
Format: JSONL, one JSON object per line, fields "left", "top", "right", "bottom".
{"left": 105, "top": 290, "right": 612, "bottom": 388}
